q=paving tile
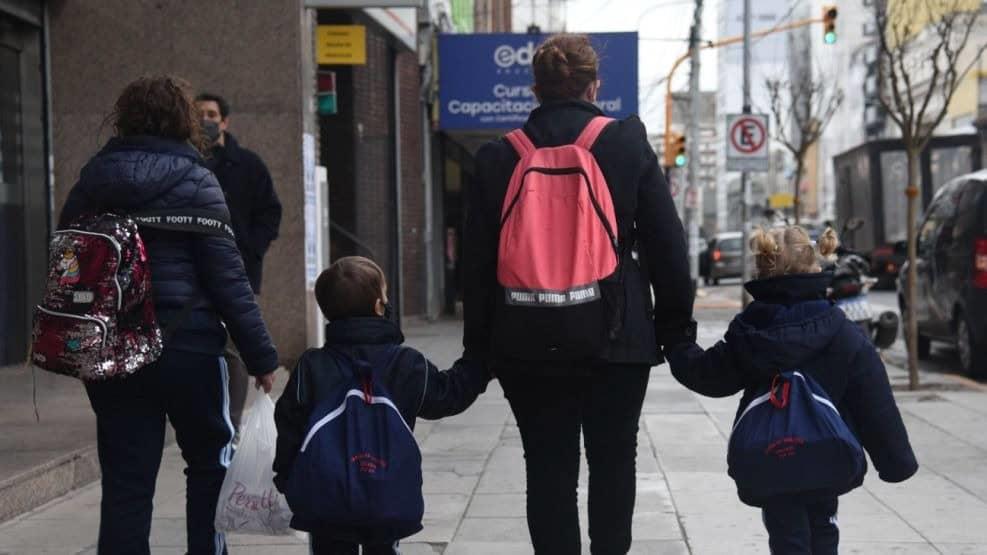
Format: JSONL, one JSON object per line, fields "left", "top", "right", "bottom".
{"left": 466, "top": 493, "right": 527, "bottom": 518}
{"left": 687, "top": 538, "right": 766, "bottom": 555}
{"left": 454, "top": 517, "right": 530, "bottom": 542}
{"left": 838, "top": 543, "right": 938, "bottom": 554}
{"left": 421, "top": 470, "right": 480, "bottom": 495}
{"left": 643, "top": 414, "right": 725, "bottom": 445}
{"left": 936, "top": 544, "right": 987, "bottom": 554}
{"left": 444, "top": 541, "right": 532, "bottom": 554}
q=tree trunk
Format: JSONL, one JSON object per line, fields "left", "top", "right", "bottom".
{"left": 905, "top": 149, "right": 921, "bottom": 390}
{"left": 793, "top": 157, "right": 804, "bottom": 225}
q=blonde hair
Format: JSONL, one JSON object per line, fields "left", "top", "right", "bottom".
{"left": 750, "top": 225, "right": 839, "bottom": 279}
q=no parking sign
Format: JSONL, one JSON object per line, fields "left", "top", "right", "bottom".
{"left": 726, "top": 114, "right": 770, "bottom": 172}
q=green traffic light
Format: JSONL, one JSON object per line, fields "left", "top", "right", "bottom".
{"left": 675, "top": 154, "right": 687, "bottom": 167}
{"left": 824, "top": 31, "right": 837, "bottom": 44}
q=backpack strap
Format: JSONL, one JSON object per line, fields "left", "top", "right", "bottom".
{"left": 505, "top": 129, "right": 536, "bottom": 158}
{"left": 574, "top": 116, "right": 615, "bottom": 150}
{"left": 131, "top": 209, "right": 236, "bottom": 241}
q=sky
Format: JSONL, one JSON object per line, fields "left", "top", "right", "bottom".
{"left": 563, "top": 0, "right": 721, "bottom": 133}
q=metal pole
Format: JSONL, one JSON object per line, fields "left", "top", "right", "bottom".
{"left": 740, "top": 0, "right": 752, "bottom": 305}
{"left": 686, "top": 1, "right": 703, "bottom": 284}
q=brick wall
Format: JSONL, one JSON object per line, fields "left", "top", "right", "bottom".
{"left": 398, "top": 51, "right": 424, "bottom": 316}
{"left": 323, "top": 13, "right": 425, "bottom": 316}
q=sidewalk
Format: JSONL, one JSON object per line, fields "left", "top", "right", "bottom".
{"left": 2, "top": 315, "right": 987, "bottom": 553}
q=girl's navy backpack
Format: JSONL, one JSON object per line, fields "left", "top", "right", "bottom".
{"left": 285, "top": 347, "right": 424, "bottom": 542}
{"left": 728, "top": 371, "right": 866, "bottom": 501}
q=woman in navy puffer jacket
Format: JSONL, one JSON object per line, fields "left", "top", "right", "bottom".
{"left": 59, "top": 76, "right": 279, "bottom": 555}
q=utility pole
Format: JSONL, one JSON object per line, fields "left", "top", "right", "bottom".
{"left": 740, "top": 0, "right": 752, "bottom": 305}
{"left": 686, "top": 0, "right": 703, "bottom": 285}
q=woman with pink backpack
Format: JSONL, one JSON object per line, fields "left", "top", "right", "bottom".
{"left": 462, "top": 34, "right": 694, "bottom": 554}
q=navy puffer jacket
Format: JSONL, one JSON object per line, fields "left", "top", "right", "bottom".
{"left": 666, "top": 273, "right": 918, "bottom": 505}
{"left": 59, "top": 136, "right": 278, "bottom": 375}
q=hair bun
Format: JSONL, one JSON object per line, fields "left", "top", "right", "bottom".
{"left": 545, "top": 45, "right": 571, "bottom": 79}
{"left": 817, "top": 227, "right": 840, "bottom": 257}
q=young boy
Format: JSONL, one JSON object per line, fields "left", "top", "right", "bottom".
{"left": 273, "top": 256, "right": 490, "bottom": 554}
{"left": 665, "top": 226, "right": 918, "bottom": 555}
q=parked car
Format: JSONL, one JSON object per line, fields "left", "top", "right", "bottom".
{"left": 898, "top": 171, "right": 987, "bottom": 377}
{"left": 705, "top": 231, "right": 744, "bottom": 285}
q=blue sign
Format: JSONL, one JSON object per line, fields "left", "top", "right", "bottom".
{"left": 438, "top": 33, "right": 639, "bottom": 130}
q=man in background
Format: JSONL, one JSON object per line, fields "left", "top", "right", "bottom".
{"left": 196, "top": 92, "right": 282, "bottom": 434}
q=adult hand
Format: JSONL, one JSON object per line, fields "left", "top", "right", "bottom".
{"left": 254, "top": 371, "right": 276, "bottom": 394}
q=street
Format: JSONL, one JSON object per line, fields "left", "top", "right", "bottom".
{"left": 2, "top": 301, "right": 986, "bottom": 554}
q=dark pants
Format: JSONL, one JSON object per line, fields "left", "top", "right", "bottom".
{"left": 762, "top": 497, "right": 839, "bottom": 555}
{"left": 85, "top": 349, "right": 235, "bottom": 555}
{"left": 309, "top": 534, "right": 400, "bottom": 554}
{"left": 499, "top": 365, "right": 651, "bottom": 555}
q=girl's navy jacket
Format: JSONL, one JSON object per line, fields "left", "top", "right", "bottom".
{"left": 666, "top": 273, "right": 918, "bottom": 506}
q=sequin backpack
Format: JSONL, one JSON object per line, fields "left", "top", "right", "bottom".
{"left": 30, "top": 211, "right": 236, "bottom": 381}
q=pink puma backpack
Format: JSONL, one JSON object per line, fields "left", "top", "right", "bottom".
{"left": 492, "top": 116, "right": 623, "bottom": 361}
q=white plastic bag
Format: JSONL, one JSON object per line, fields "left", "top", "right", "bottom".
{"left": 214, "top": 393, "right": 293, "bottom": 536}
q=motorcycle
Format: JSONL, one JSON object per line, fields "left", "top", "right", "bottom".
{"left": 826, "top": 218, "right": 899, "bottom": 349}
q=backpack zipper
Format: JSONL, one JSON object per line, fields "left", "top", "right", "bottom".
{"left": 35, "top": 305, "right": 108, "bottom": 346}
{"left": 502, "top": 166, "right": 620, "bottom": 260}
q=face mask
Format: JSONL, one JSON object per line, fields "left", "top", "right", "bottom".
{"left": 201, "top": 120, "right": 221, "bottom": 145}
{"left": 382, "top": 302, "right": 395, "bottom": 322}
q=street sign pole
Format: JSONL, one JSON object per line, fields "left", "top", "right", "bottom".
{"left": 686, "top": 0, "right": 704, "bottom": 286}
{"left": 740, "top": 0, "right": 752, "bottom": 306}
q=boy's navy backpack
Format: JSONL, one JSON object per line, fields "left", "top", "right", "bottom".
{"left": 727, "top": 371, "right": 866, "bottom": 503}
{"left": 285, "top": 347, "right": 424, "bottom": 542}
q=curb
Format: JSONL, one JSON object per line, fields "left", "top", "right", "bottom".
{"left": 0, "top": 446, "right": 101, "bottom": 524}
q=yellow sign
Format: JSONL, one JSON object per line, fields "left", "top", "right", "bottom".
{"left": 316, "top": 25, "right": 367, "bottom": 65}
{"left": 769, "top": 193, "right": 795, "bottom": 209}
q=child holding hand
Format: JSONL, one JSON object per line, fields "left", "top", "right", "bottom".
{"left": 665, "top": 226, "right": 917, "bottom": 555}
{"left": 273, "top": 256, "right": 490, "bottom": 554}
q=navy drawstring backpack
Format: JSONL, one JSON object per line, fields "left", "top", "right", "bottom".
{"left": 727, "top": 371, "right": 866, "bottom": 500}
{"left": 285, "top": 347, "right": 424, "bottom": 542}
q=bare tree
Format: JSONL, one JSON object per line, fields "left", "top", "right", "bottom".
{"left": 766, "top": 76, "right": 844, "bottom": 224}
{"left": 873, "top": 0, "right": 987, "bottom": 389}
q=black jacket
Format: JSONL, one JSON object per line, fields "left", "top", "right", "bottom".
{"left": 206, "top": 133, "right": 282, "bottom": 294}
{"left": 464, "top": 100, "right": 694, "bottom": 369}
{"left": 59, "top": 136, "right": 279, "bottom": 375}
{"left": 273, "top": 317, "right": 490, "bottom": 494}
{"left": 666, "top": 273, "right": 918, "bottom": 505}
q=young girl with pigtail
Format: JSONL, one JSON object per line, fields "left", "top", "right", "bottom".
{"left": 665, "top": 225, "right": 917, "bottom": 555}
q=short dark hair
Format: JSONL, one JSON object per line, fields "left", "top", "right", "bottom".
{"left": 195, "top": 92, "right": 231, "bottom": 118}
{"left": 315, "top": 256, "right": 386, "bottom": 320}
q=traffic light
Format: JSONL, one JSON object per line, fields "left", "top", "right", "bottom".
{"left": 317, "top": 71, "right": 337, "bottom": 115}
{"left": 673, "top": 133, "right": 687, "bottom": 167}
{"left": 822, "top": 6, "right": 838, "bottom": 44}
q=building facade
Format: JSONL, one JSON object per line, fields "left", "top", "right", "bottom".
{"left": 0, "top": 0, "right": 441, "bottom": 367}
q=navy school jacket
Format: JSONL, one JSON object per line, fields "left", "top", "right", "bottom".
{"left": 665, "top": 273, "right": 918, "bottom": 505}
{"left": 273, "top": 317, "right": 490, "bottom": 497}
